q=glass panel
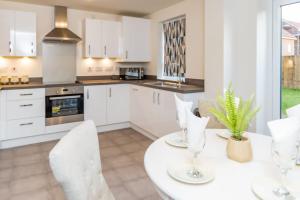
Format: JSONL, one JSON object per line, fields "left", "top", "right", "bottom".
{"left": 51, "top": 98, "right": 80, "bottom": 117}
{"left": 281, "top": 3, "right": 300, "bottom": 117}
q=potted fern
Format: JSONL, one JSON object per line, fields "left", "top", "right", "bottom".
{"left": 209, "top": 85, "right": 259, "bottom": 162}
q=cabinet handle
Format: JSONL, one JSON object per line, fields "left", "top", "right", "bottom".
{"left": 31, "top": 49, "right": 34, "bottom": 54}
{"left": 87, "top": 89, "right": 90, "bottom": 100}
{"left": 125, "top": 50, "right": 128, "bottom": 59}
{"left": 153, "top": 92, "right": 156, "bottom": 104}
{"left": 20, "top": 104, "right": 33, "bottom": 107}
{"left": 20, "top": 93, "right": 33, "bottom": 96}
{"left": 20, "top": 122, "right": 33, "bottom": 126}
{"left": 132, "top": 88, "right": 138, "bottom": 91}
{"left": 9, "top": 41, "right": 11, "bottom": 53}
{"left": 109, "top": 88, "right": 112, "bottom": 98}
{"left": 157, "top": 93, "right": 160, "bottom": 105}
{"left": 88, "top": 45, "right": 91, "bottom": 57}
{"left": 104, "top": 46, "right": 107, "bottom": 56}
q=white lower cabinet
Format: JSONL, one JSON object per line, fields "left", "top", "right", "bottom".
{"left": 84, "top": 85, "right": 107, "bottom": 126}
{"left": 5, "top": 117, "right": 45, "bottom": 140}
{"left": 130, "top": 85, "right": 184, "bottom": 138}
{"left": 107, "top": 84, "right": 129, "bottom": 124}
{"left": 0, "top": 88, "right": 46, "bottom": 141}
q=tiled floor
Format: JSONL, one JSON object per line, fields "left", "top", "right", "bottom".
{"left": 0, "top": 128, "right": 161, "bottom": 200}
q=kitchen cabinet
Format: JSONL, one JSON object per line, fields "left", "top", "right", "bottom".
{"left": 0, "top": 10, "right": 14, "bottom": 56}
{"left": 15, "top": 11, "right": 36, "bottom": 57}
{"left": 107, "top": 84, "right": 129, "bottom": 124}
{"left": 102, "top": 20, "right": 120, "bottom": 58}
{"left": 0, "top": 10, "right": 36, "bottom": 57}
{"left": 84, "top": 18, "right": 102, "bottom": 58}
{"left": 0, "top": 88, "right": 45, "bottom": 141}
{"left": 84, "top": 85, "right": 107, "bottom": 126}
{"left": 84, "top": 19, "right": 120, "bottom": 58}
{"left": 121, "top": 16, "right": 151, "bottom": 62}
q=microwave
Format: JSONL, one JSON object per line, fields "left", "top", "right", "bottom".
{"left": 119, "top": 67, "right": 144, "bottom": 80}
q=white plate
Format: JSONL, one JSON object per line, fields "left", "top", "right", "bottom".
{"left": 252, "top": 177, "right": 300, "bottom": 200}
{"left": 165, "top": 132, "right": 187, "bottom": 148}
{"left": 167, "top": 164, "right": 215, "bottom": 185}
{"left": 216, "top": 130, "right": 231, "bottom": 139}
{"left": 216, "top": 130, "right": 248, "bottom": 139}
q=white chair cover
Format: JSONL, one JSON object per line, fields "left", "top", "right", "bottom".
{"left": 49, "top": 120, "right": 115, "bottom": 200}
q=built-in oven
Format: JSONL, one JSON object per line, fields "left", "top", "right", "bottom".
{"left": 45, "top": 86, "right": 84, "bottom": 126}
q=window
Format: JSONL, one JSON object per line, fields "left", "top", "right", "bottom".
{"left": 162, "top": 16, "right": 186, "bottom": 79}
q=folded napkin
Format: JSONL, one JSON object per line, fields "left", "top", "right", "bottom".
{"left": 267, "top": 117, "right": 300, "bottom": 147}
{"left": 174, "top": 95, "right": 193, "bottom": 129}
{"left": 185, "top": 108, "right": 209, "bottom": 150}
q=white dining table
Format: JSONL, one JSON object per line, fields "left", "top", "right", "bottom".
{"left": 144, "top": 129, "right": 300, "bottom": 200}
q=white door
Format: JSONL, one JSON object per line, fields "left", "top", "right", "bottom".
{"left": 0, "top": 10, "right": 14, "bottom": 56}
{"left": 107, "top": 84, "right": 129, "bottom": 124}
{"left": 142, "top": 87, "right": 159, "bottom": 134}
{"left": 122, "top": 16, "right": 151, "bottom": 62}
{"left": 15, "top": 11, "right": 36, "bottom": 57}
{"left": 84, "top": 86, "right": 107, "bottom": 126}
{"left": 102, "top": 20, "right": 120, "bottom": 58}
{"left": 84, "top": 19, "right": 103, "bottom": 58}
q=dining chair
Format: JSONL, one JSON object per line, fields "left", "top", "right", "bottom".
{"left": 198, "top": 99, "right": 225, "bottom": 129}
{"left": 49, "top": 120, "right": 115, "bottom": 200}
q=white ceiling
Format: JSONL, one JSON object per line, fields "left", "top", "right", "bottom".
{"left": 5, "top": 0, "right": 183, "bottom": 16}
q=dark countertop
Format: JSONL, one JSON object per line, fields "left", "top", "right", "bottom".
{"left": 0, "top": 79, "right": 204, "bottom": 94}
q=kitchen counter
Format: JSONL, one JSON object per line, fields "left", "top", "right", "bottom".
{"left": 0, "top": 79, "right": 204, "bottom": 94}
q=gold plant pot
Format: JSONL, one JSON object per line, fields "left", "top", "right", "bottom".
{"left": 226, "top": 136, "right": 253, "bottom": 163}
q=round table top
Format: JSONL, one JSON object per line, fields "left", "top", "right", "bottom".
{"left": 144, "top": 129, "right": 300, "bottom": 200}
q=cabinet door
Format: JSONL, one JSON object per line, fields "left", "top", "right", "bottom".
{"left": 130, "top": 85, "right": 141, "bottom": 126}
{"left": 107, "top": 84, "right": 129, "bottom": 124}
{"left": 122, "top": 17, "right": 151, "bottom": 62}
{"left": 84, "top": 86, "right": 107, "bottom": 126}
{"left": 156, "top": 90, "right": 180, "bottom": 137}
{"left": 0, "top": 10, "right": 14, "bottom": 56}
{"left": 15, "top": 11, "right": 36, "bottom": 57}
{"left": 84, "top": 19, "right": 103, "bottom": 58}
{"left": 102, "top": 20, "right": 120, "bottom": 58}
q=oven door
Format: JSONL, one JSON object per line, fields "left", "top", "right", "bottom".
{"left": 46, "top": 94, "right": 84, "bottom": 126}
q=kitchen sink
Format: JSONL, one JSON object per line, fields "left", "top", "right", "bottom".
{"left": 143, "top": 81, "right": 189, "bottom": 89}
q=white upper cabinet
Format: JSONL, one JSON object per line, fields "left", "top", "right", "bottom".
{"left": 84, "top": 19, "right": 120, "bottom": 58}
{"left": 0, "top": 10, "right": 36, "bottom": 57}
{"left": 15, "top": 11, "right": 36, "bottom": 57}
{"left": 121, "top": 16, "right": 151, "bottom": 62}
{"left": 0, "top": 10, "right": 14, "bottom": 56}
{"left": 84, "top": 18, "right": 103, "bottom": 58}
{"left": 102, "top": 20, "right": 120, "bottom": 58}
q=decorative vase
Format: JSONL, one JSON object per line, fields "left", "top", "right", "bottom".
{"left": 226, "top": 135, "right": 253, "bottom": 163}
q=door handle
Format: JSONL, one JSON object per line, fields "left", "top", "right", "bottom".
{"left": 157, "top": 93, "right": 160, "bottom": 105}
{"left": 88, "top": 45, "right": 91, "bottom": 57}
{"left": 87, "top": 89, "right": 90, "bottom": 100}
{"left": 109, "top": 88, "right": 112, "bottom": 98}
{"left": 20, "top": 104, "right": 33, "bottom": 107}
{"left": 104, "top": 45, "right": 107, "bottom": 56}
{"left": 20, "top": 93, "right": 33, "bottom": 96}
{"left": 153, "top": 92, "right": 156, "bottom": 104}
{"left": 125, "top": 50, "right": 128, "bottom": 59}
{"left": 20, "top": 122, "right": 33, "bottom": 126}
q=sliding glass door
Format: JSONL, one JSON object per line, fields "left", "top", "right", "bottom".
{"left": 274, "top": 0, "right": 300, "bottom": 118}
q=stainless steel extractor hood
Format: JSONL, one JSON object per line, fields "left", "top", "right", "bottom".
{"left": 43, "top": 6, "right": 81, "bottom": 43}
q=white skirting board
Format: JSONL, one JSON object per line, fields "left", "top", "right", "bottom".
{"left": 0, "top": 122, "right": 131, "bottom": 149}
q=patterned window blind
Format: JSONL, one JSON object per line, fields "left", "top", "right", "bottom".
{"left": 163, "top": 16, "right": 186, "bottom": 77}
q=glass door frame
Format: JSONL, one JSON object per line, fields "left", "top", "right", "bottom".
{"left": 273, "top": 0, "right": 300, "bottom": 119}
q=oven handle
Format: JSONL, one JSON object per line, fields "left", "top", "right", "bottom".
{"left": 49, "top": 95, "right": 82, "bottom": 100}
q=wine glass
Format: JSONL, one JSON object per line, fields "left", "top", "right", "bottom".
{"left": 271, "top": 140, "right": 298, "bottom": 199}
{"left": 186, "top": 130, "right": 206, "bottom": 179}
{"left": 176, "top": 112, "right": 188, "bottom": 144}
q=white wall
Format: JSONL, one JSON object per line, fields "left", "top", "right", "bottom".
{"left": 146, "top": 0, "right": 205, "bottom": 80}
{"left": 204, "top": 0, "right": 273, "bottom": 134}
{"left": 0, "top": 1, "right": 130, "bottom": 77}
